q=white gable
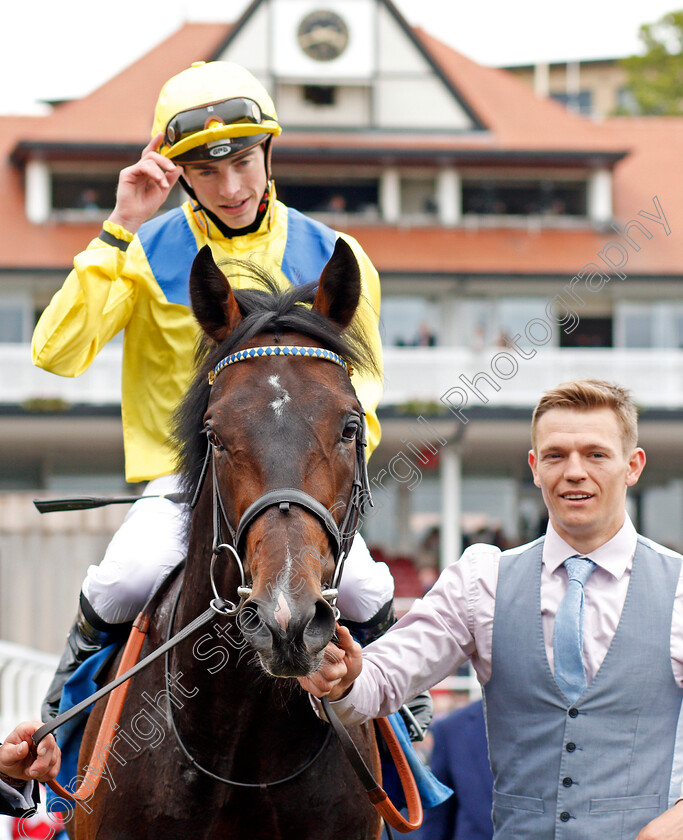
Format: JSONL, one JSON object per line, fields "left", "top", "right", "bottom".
{"left": 218, "top": 0, "right": 477, "bottom": 131}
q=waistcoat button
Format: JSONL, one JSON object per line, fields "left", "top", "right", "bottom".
{"left": 566, "top": 742, "right": 576, "bottom": 752}
{"left": 568, "top": 707, "right": 579, "bottom": 718}
{"left": 560, "top": 811, "right": 571, "bottom": 822}
{"left": 563, "top": 777, "right": 573, "bottom": 787}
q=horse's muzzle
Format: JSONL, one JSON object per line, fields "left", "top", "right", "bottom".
{"left": 238, "top": 594, "right": 336, "bottom": 678}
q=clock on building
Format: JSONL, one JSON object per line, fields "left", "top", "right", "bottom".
{"left": 297, "top": 9, "right": 349, "bottom": 62}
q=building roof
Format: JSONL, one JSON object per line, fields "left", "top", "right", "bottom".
{"left": 342, "top": 117, "right": 683, "bottom": 276}
{"left": 12, "top": 23, "right": 232, "bottom": 150}
{"left": 0, "top": 18, "right": 681, "bottom": 276}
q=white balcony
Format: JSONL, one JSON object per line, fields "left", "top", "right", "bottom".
{"left": 382, "top": 346, "right": 683, "bottom": 409}
{"left": 0, "top": 344, "right": 122, "bottom": 405}
{"left": 1, "top": 344, "right": 682, "bottom": 410}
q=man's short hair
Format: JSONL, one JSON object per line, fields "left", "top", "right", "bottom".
{"left": 531, "top": 379, "right": 638, "bottom": 453}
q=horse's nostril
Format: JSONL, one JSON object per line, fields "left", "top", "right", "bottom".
{"left": 302, "top": 598, "right": 336, "bottom": 655}
{"left": 238, "top": 603, "right": 273, "bottom": 653}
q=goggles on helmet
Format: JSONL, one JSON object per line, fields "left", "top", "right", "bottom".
{"left": 162, "top": 97, "right": 279, "bottom": 161}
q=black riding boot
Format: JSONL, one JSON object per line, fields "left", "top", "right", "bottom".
{"left": 342, "top": 599, "right": 434, "bottom": 742}
{"left": 41, "top": 593, "right": 121, "bottom": 722}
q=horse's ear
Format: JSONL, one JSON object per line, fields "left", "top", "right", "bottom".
{"left": 190, "top": 245, "right": 242, "bottom": 343}
{"left": 312, "top": 238, "right": 361, "bottom": 330}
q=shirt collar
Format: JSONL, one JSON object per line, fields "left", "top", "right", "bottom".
{"left": 543, "top": 514, "right": 637, "bottom": 580}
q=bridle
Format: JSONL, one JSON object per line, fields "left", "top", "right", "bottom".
{"left": 164, "top": 342, "right": 374, "bottom": 789}
{"left": 33, "top": 342, "right": 377, "bottom": 795}
{"left": 193, "top": 343, "right": 373, "bottom": 619}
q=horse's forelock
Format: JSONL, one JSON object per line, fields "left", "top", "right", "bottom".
{"left": 172, "top": 269, "right": 377, "bottom": 496}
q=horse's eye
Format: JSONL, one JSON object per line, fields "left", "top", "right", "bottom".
{"left": 342, "top": 420, "right": 360, "bottom": 442}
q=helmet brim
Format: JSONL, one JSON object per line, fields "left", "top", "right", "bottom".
{"left": 161, "top": 120, "right": 281, "bottom": 160}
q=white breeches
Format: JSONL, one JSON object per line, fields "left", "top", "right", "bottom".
{"left": 82, "top": 474, "right": 394, "bottom": 625}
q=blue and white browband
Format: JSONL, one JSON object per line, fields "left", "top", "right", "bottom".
{"left": 208, "top": 345, "right": 352, "bottom": 385}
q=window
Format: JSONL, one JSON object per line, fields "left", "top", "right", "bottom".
{"left": 0, "top": 299, "right": 31, "bottom": 343}
{"left": 550, "top": 90, "right": 593, "bottom": 115}
{"left": 276, "top": 179, "right": 379, "bottom": 216}
{"left": 560, "top": 316, "right": 613, "bottom": 348}
{"left": 615, "top": 302, "right": 683, "bottom": 349}
{"left": 616, "top": 87, "right": 640, "bottom": 115}
{"left": 52, "top": 173, "right": 118, "bottom": 212}
{"left": 462, "top": 179, "right": 587, "bottom": 216}
{"left": 303, "top": 85, "right": 336, "bottom": 106}
{"left": 381, "top": 296, "right": 439, "bottom": 347}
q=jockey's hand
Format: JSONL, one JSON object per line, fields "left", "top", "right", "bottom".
{"left": 298, "top": 625, "right": 362, "bottom": 701}
{"left": 0, "top": 721, "right": 60, "bottom": 783}
{"left": 108, "top": 132, "right": 183, "bottom": 234}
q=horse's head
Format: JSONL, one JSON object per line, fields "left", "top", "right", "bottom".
{"left": 178, "top": 241, "right": 375, "bottom": 678}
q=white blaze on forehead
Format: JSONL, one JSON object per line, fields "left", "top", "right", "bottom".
{"left": 268, "top": 374, "right": 291, "bottom": 417}
{"left": 274, "top": 591, "right": 292, "bottom": 631}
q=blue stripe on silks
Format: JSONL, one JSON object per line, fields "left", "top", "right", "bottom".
{"left": 45, "top": 642, "right": 121, "bottom": 812}
{"left": 137, "top": 208, "right": 198, "bottom": 306}
{"left": 281, "top": 207, "right": 337, "bottom": 287}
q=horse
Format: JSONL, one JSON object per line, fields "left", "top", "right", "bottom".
{"left": 67, "top": 240, "right": 383, "bottom": 839}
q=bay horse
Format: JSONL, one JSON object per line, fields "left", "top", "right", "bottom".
{"left": 67, "top": 241, "right": 382, "bottom": 839}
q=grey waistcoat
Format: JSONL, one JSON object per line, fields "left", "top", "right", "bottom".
{"left": 483, "top": 537, "right": 683, "bottom": 839}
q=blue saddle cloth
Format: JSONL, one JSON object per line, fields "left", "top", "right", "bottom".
{"left": 47, "top": 649, "right": 452, "bottom": 815}
{"left": 46, "top": 642, "right": 119, "bottom": 812}
{"left": 380, "top": 712, "right": 453, "bottom": 810}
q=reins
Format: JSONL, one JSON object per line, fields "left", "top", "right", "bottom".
{"left": 164, "top": 583, "right": 333, "bottom": 788}
{"left": 321, "top": 698, "right": 423, "bottom": 835}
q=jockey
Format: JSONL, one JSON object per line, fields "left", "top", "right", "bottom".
{"left": 32, "top": 61, "right": 422, "bottom": 727}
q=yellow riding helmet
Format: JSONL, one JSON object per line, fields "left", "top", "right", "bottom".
{"left": 152, "top": 61, "right": 282, "bottom": 162}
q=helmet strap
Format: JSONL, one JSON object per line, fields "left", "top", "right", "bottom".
{"left": 186, "top": 184, "right": 271, "bottom": 239}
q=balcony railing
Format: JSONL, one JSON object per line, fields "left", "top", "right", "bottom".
{"left": 383, "top": 346, "right": 683, "bottom": 409}
{"left": 2, "top": 344, "right": 683, "bottom": 410}
{"left": 1, "top": 344, "right": 123, "bottom": 405}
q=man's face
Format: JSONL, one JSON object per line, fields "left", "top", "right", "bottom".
{"left": 528, "top": 407, "right": 645, "bottom": 553}
{"left": 182, "top": 144, "right": 267, "bottom": 230}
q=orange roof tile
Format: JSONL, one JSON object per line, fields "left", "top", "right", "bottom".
{"left": 413, "top": 28, "right": 626, "bottom": 154}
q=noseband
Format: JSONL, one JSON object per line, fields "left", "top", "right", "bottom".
{"left": 192, "top": 344, "right": 373, "bottom": 617}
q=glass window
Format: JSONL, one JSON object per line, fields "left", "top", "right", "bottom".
{"left": 550, "top": 90, "right": 593, "bottom": 115}
{"left": 381, "top": 296, "right": 439, "bottom": 347}
{"left": 401, "top": 177, "right": 437, "bottom": 217}
{"left": 616, "top": 303, "right": 653, "bottom": 348}
{"left": 302, "top": 85, "right": 336, "bottom": 106}
{"left": 0, "top": 299, "right": 31, "bottom": 343}
{"left": 498, "top": 298, "right": 558, "bottom": 347}
{"left": 0, "top": 304, "right": 25, "bottom": 342}
{"left": 52, "top": 173, "right": 118, "bottom": 211}
{"left": 276, "top": 179, "right": 379, "bottom": 217}
{"left": 462, "top": 179, "right": 587, "bottom": 216}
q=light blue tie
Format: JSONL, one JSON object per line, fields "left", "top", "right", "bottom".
{"left": 553, "top": 555, "right": 597, "bottom": 702}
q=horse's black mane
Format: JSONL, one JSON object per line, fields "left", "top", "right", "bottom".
{"left": 173, "top": 261, "right": 378, "bottom": 495}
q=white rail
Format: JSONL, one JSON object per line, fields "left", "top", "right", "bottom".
{"left": 0, "top": 641, "right": 57, "bottom": 739}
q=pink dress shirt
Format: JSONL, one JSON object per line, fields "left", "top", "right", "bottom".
{"left": 332, "top": 515, "right": 683, "bottom": 727}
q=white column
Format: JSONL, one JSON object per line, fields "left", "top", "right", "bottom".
{"left": 396, "top": 483, "right": 412, "bottom": 554}
{"left": 437, "top": 167, "right": 461, "bottom": 227}
{"left": 534, "top": 62, "right": 550, "bottom": 98}
{"left": 380, "top": 168, "right": 400, "bottom": 224}
{"left": 587, "top": 168, "right": 612, "bottom": 224}
{"left": 25, "top": 159, "right": 51, "bottom": 225}
{"left": 440, "top": 444, "right": 462, "bottom": 570}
